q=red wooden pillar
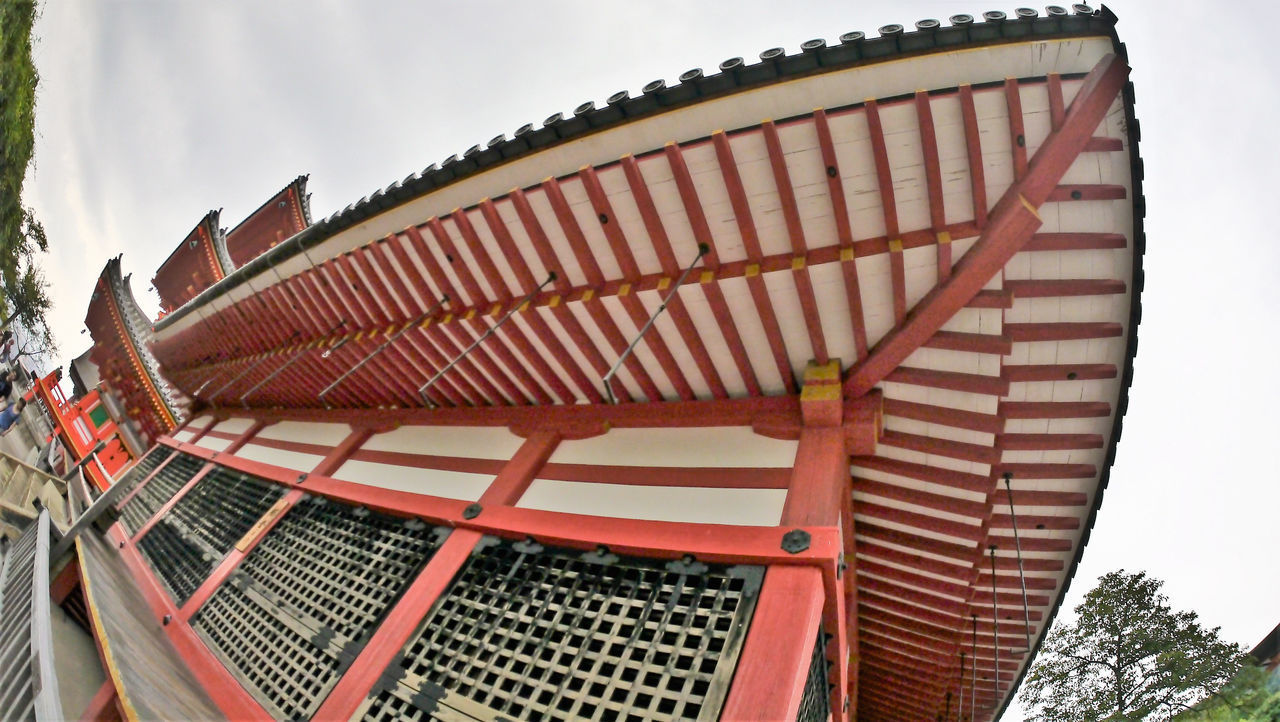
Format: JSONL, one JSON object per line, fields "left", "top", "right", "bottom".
{"left": 719, "top": 565, "right": 827, "bottom": 721}
{"left": 726, "top": 360, "right": 859, "bottom": 720}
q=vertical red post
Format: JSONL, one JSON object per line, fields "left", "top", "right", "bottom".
{"left": 728, "top": 360, "right": 854, "bottom": 719}
{"left": 719, "top": 565, "right": 826, "bottom": 720}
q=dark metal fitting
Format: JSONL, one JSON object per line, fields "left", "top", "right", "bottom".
{"left": 462, "top": 503, "right": 482, "bottom": 520}
{"left": 781, "top": 529, "right": 811, "bottom": 554}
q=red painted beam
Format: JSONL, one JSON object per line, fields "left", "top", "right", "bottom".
{"left": 844, "top": 53, "right": 1129, "bottom": 399}
{"left": 720, "top": 566, "right": 825, "bottom": 721}
{"left": 852, "top": 476, "right": 987, "bottom": 519}
{"left": 761, "top": 120, "right": 830, "bottom": 364}
{"left": 311, "top": 528, "right": 484, "bottom": 720}
{"left": 924, "top": 331, "right": 1013, "bottom": 356}
{"left": 959, "top": 84, "right": 988, "bottom": 229}
{"left": 882, "top": 398, "right": 1004, "bottom": 435}
{"left": 879, "top": 429, "right": 1001, "bottom": 466}
{"left": 1004, "top": 279, "right": 1126, "bottom": 297}
{"left": 885, "top": 366, "right": 1009, "bottom": 397}
{"left": 853, "top": 456, "right": 991, "bottom": 494}
{"left": 711, "top": 130, "right": 798, "bottom": 393}
{"left": 1005, "top": 78, "right": 1028, "bottom": 179}
{"left": 1047, "top": 183, "right": 1127, "bottom": 201}
{"left": 998, "top": 432, "right": 1104, "bottom": 450}
{"left": 1003, "top": 363, "right": 1117, "bottom": 382}
{"left": 663, "top": 142, "right": 762, "bottom": 396}
{"left": 1001, "top": 400, "right": 1111, "bottom": 419}
{"left": 813, "top": 108, "right": 869, "bottom": 360}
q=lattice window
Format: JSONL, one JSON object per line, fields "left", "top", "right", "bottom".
{"left": 796, "top": 633, "right": 831, "bottom": 722}
{"left": 117, "top": 450, "right": 203, "bottom": 535}
{"left": 192, "top": 495, "right": 447, "bottom": 720}
{"left": 136, "top": 466, "right": 283, "bottom": 605}
{"left": 359, "top": 538, "right": 762, "bottom": 722}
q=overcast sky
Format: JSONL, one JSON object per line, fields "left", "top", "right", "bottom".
{"left": 25, "top": 1, "right": 1280, "bottom": 717}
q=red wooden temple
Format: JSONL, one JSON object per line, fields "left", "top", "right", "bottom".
{"left": 47, "top": 8, "right": 1142, "bottom": 722}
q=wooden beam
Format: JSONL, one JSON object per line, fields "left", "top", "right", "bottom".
{"left": 844, "top": 54, "right": 1128, "bottom": 399}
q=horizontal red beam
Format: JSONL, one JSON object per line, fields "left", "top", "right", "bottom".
{"left": 1001, "top": 401, "right": 1111, "bottom": 419}
{"left": 1004, "top": 279, "right": 1126, "bottom": 297}
{"left": 879, "top": 430, "right": 1001, "bottom": 465}
{"left": 1003, "top": 363, "right": 1117, "bottom": 382}
{"left": 923, "top": 331, "right": 1012, "bottom": 356}
{"left": 1046, "top": 184, "right": 1126, "bottom": 201}
{"left": 1005, "top": 322, "right": 1123, "bottom": 342}
{"left": 1024, "top": 232, "right": 1127, "bottom": 251}
{"left": 885, "top": 367, "right": 1009, "bottom": 397}
{"left": 882, "top": 399, "right": 1004, "bottom": 435}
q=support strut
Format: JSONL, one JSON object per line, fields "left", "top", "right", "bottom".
{"left": 604, "top": 244, "right": 708, "bottom": 404}
{"left": 319, "top": 296, "right": 448, "bottom": 408}
{"left": 418, "top": 274, "right": 556, "bottom": 406}
{"left": 1004, "top": 473, "right": 1035, "bottom": 653}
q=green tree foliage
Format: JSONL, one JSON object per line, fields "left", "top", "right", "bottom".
{"left": 0, "top": 0, "right": 54, "bottom": 346}
{"left": 1020, "top": 570, "right": 1246, "bottom": 721}
{"left": 1178, "top": 662, "right": 1280, "bottom": 721}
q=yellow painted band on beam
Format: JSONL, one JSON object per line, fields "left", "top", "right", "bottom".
{"left": 656, "top": 278, "right": 671, "bottom": 291}
{"left": 618, "top": 283, "right": 632, "bottom": 296}
{"left": 582, "top": 289, "right": 595, "bottom": 302}
{"left": 548, "top": 295, "right": 561, "bottom": 308}
{"left": 840, "top": 247, "right": 856, "bottom": 262}
{"left": 745, "top": 264, "right": 760, "bottom": 278}
{"left": 937, "top": 231, "right": 952, "bottom": 245}
{"left": 888, "top": 239, "right": 904, "bottom": 253}
{"left": 792, "top": 256, "right": 806, "bottom": 271}
{"left": 700, "top": 271, "right": 715, "bottom": 284}
{"left": 1019, "top": 194, "right": 1041, "bottom": 219}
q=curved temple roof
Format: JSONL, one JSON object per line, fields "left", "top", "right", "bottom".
{"left": 86, "top": 256, "right": 186, "bottom": 440}
{"left": 142, "top": 7, "right": 1142, "bottom": 720}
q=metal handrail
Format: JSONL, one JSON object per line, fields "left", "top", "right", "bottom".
{"left": 0, "top": 509, "right": 65, "bottom": 722}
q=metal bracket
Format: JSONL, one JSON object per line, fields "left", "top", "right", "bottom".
{"left": 461, "top": 503, "right": 482, "bottom": 520}
{"left": 781, "top": 529, "right": 811, "bottom": 554}
{"left": 603, "top": 243, "right": 708, "bottom": 404}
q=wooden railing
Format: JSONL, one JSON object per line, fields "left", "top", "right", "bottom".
{"left": 0, "top": 453, "right": 69, "bottom": 541}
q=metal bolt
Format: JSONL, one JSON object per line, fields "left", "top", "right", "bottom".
{"left": 162, "top": 614, "right": 171, "bottom": 626}
{"left": 781, "top": 529, "right": 811, "bottom": 554}
{"left": 462, "top": 503, "right": 483, "bottom": 520}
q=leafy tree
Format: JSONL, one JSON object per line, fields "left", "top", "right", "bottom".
{"left": 1019, "top": 570, "right": 1246, "bottom": 721}
{"left": 1177, "top": 660, "right": 1280, "bottom": 721}
{"left": 0, "top": 1, "right": 53, "bottom": 343}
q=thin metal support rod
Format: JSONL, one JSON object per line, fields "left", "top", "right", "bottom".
{"left": 193, "top": 362, "right": 233, "bottom": 396}
{"left": 207, "top": 354, "right": 274, "bottom": 402}
{"left": 418, "top": 274, "right": 556, "bottom": 405}
{"left": 970, "top": 615, "right": 978, "bottom": 722}
{"left": 1004, "top": 474, "right": 1035, "bottom": 653}
{"left": 238, "top": 321, "right": 348, "bottom": 406}
{"left": 957, "top": 651, "right": 965, "bottom": 722}
{"left": 603, "top": 243, "right": 708, "bottom": 404}
{"left": 319, "top": 296, "right": 448, "bottom": 407}
{"left": 990, "top": 545, "right": 1001, "bottom": 701}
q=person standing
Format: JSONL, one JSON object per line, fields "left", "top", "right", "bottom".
{"left": 0, "top": 398, "right": 26, "bottom": 435}
{"left": 0, "top": 371, "right": 15, "bottom": 401}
